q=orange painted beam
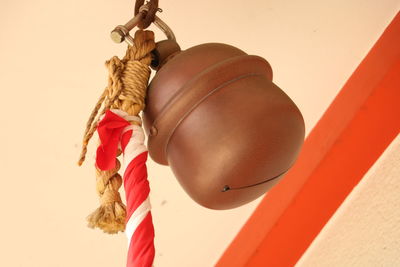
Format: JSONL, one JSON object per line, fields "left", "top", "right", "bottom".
{"left": 216, "top": 12, "right": 400, "bottom": 267}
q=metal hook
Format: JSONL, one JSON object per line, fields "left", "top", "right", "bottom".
{"left": 110, "top": 3, "right": 175, "bottom": 46}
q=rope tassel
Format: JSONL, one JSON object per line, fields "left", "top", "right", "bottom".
{"left": 78, "top": 30, "right": 156, "bottom": 266}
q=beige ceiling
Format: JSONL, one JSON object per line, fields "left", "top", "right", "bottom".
{"left": 297, "top": 134, "right": 400, "bottom": 267}
{"left": 0, "top": 1, "right": 399, "bottom": 266}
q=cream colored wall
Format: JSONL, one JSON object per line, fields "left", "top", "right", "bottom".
{"left": 296, "top": 134, "right": 400, "bottom": 267}
{"left": 0, "top": 1, "right": 399, "bottom": 266}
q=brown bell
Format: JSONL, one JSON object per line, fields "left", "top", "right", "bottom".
{"left": 143, "top": 40, "right": 305, "bottom": 209}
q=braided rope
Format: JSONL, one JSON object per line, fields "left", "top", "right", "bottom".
{"left": 78, "top": 30, "right": 155, "bottom": 234}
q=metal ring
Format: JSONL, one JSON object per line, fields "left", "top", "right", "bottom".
{"left": 111, "top": 2, "right": 176, "bottom": 45}
{"left": 134, "top": 0, "right": 159, "bottom": 29}
{"left": 139, "top": 5, "right": 175, "bottom": 41}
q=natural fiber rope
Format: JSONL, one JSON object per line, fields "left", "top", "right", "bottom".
{"left": 78, "top": 30, "right": 155, "bottom": 234}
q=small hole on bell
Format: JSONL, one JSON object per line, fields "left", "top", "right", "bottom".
{"left": 221, "top": 185, "right": 230, "bottom": 192}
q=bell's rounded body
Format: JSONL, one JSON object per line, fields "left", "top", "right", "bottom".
{"left": 143, "top": 43, "right": 305, "bottom": 209}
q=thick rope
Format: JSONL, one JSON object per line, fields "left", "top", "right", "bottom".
{"left": 78, "top": 30, "right": 156, "bottom": 234}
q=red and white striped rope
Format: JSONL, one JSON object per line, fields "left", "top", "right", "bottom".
{"left": 98, "top": 109, "right": 155, "bottom": 267}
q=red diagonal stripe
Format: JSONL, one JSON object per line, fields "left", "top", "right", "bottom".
{"left": 127, "top": 213, "right": 155, "bottom": 267}
{"left": 124, "top": 151, "right": 150, "bottom": 222}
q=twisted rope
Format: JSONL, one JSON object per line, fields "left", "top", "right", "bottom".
{"left": 78, "top": 30, "right": 155, "bottom": 234}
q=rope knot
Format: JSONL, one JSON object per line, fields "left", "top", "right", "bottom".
{"left": 78, "top": 30, "right": 156, "bottom": 234}
{"left": 101, "top": 187, "right": 123, "bottom": 206}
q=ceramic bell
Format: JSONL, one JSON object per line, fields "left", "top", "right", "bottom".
{"left": 142, "top": 39, "right": 305, "bottom": 209}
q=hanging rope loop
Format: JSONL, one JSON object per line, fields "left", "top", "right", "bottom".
{"left": 135, "top": 0, "right": 159, "bottom": 29}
